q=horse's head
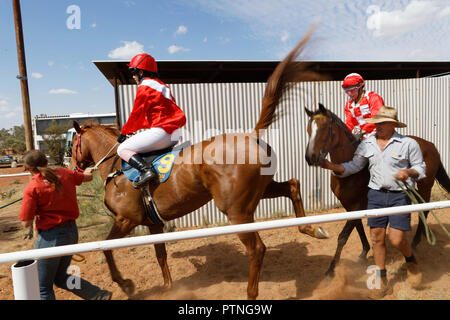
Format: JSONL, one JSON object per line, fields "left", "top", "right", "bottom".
{"left": 304, "top": 103, "right": 354, "bottom": 166}
{"left": 68, "top": 120, "right": 96, "bottom": 172}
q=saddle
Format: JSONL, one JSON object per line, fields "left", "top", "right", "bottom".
{"left": 113, "top": 142, "right": 191, "bottom": 225}
{"left": 121, "top": 142, "right": 190, "bottom": 184}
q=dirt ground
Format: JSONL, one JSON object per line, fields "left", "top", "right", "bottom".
{"left": 0, "top": 166, "right": 449, "bottom": 300}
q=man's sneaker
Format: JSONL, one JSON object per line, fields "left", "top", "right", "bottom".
{"left": 90, "top": 290, "right": 112, "bottom": 300}
{"left": 367, "top": 279, "right": 392, "bottom": 300}
{"left": 406, "top": 262, "right": 422, "bottom": 288}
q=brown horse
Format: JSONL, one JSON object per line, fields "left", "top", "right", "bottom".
{"left": 69, "top": 33, "right": 327, "bottom": 299}
{"left": 304, "top": 103, "right": 450, "bottom": 275}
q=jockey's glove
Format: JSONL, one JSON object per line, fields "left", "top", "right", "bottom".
{"left": 117, "top": 134, "right": 126, "bottom": 143}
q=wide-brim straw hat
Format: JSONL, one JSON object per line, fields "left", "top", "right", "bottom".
{"left": 366, "top": 106, "right": 407, "bottom": 128}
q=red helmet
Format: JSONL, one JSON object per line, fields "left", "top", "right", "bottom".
{"left": 342, "top": 73, "right": 364, "bottom": 89}
{"left": 128, "top": 53, "right": 158, "bottom": 73}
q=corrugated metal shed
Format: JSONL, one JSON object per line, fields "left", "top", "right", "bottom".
{"left": 118, "top": 77, "right": 450, "bottom": 228}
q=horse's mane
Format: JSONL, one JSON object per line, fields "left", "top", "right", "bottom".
{"left": 81, "top": 119, "right": 120, "bottom": 137}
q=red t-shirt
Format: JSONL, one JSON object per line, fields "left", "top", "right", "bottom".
{"left": 19, "top": 168, "right": 84, "bottom": 230}
{"left": 121, "top": 78, "right": 186, "bottom": 135}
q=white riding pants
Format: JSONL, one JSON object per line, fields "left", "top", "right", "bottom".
{"left": 117, "top": 127, "right": 181, "bottom": 162}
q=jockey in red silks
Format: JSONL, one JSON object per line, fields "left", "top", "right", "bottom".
{"left": 116, "top": 53, "right": 186, "bottom": 187}
{"left": 342, "top": 73, "right": 384, "bottom": 138}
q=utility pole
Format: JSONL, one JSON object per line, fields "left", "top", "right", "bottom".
{"left": 12, "top": 0, "right": 34, "bottom": 151}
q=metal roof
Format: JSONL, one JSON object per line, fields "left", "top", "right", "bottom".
{"left": 93, "top": 60, "right": 450, "bottom": 86}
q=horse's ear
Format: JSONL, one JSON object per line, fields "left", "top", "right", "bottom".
{"left": 304, "top": 107, "right": 314, "bottom": 117}
{"left": 318, "top": 103, "right": 327, "bottom": 115}
{"left": 73, "top": 121, "right": 82, "bottom": 134}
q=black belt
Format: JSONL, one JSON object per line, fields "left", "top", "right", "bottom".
{"left": 377, "top": 188, "right": 403, "bottom": 193}
{"left": 38, "top": 220, "right": 75, "bottom": 233}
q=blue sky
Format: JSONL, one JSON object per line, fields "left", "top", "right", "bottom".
{"left": 1, "top": 0, "right": 449, "bottom": 130}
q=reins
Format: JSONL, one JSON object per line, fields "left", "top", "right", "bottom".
{"left": 314, "top": 111, "right": 359, "bottom": 159}
{"left": 73, "top": 128, "right": 119, "bottom": 172}
{"left": 395, "top": 179, "right": 450, "bottom": 246}
{"left": 92, "top": 142, "right": 120, "bottom": 170}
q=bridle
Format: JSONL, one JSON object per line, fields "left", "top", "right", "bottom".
{"left": 73, "top": 129, "right": 93, "bottom": 172}
{"left": 72, "top": 128, "right": 118, "bottom": 173}
{"left": 310, "top": 111, "right": 359, "bottom": 160}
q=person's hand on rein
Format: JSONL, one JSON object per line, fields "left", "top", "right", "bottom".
{"left": 394, "top": 169, "right": 409, "bottom": 182}
{"left": 320, "top": 158, "right": 332, "bottom": 169}
{"left": 117, "top": 134, "right": 126, "bottom": 143}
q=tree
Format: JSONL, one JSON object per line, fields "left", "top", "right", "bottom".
{"left": 0, "top": 125, "right": 26, "bottom": 154}
{"left": 42, "top": 120, "right": 70, "bottom": 165}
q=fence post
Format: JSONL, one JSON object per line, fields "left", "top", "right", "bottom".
{"left": 11, "top": 260, "right": 40, "bottom": 300}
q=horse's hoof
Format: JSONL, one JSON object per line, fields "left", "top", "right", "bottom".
{"left": 121, "top": 279, "right": 135, "bottom": 297}
{"left": 325, "top": 269, "right": 335, "bottom": 278}
{"left": 162, "top": 283, "right": 173, "bottom": 292}
{"left": 315, "top": 226, "right": 330, "bottom": 239}
{"left": 356, "top": 255, "right": 368, "bottom": 264}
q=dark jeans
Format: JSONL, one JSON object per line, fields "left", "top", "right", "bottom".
{"left": 34, "top": 221, "right": 102, "bottom": 300}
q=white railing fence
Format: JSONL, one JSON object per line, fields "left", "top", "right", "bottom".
{"left": 1, "top": 200, "right": 449, "bottom": 299}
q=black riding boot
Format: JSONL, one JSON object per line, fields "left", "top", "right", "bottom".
{"left": 128, "top": 154, "right": 156, "bottom": 187}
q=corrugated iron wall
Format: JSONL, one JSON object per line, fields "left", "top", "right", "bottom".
{"left": 119, "top": 77, "right": 450, "bottom": 229}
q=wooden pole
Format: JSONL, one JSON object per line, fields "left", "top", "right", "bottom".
{"left": 12, "top": 0, "right": 34, "bottom": 151}
{"left": 113, "top": 75, "right": 121, "bottom": 130}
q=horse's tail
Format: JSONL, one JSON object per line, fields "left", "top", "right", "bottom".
{"left": 252, "top": 28, "right": 324, "bottom": 135}
{"left": 436, "top": 161, "right": 450, "bottom": 193}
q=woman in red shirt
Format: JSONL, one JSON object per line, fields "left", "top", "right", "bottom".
{"left": 116, "top": 53, "right": 186, "bottom": 187}
{"left": 19, "top": 150, "right": 111, "bottom": 300}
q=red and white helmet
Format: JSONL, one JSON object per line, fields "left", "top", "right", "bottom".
{"left": 342, "top": 73, "right": 365, "bottom": 89}
{"left": 128, "top": 53, "right": 158, "bottom": 73}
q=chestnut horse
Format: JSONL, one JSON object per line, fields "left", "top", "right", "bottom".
{"left": 70, "top": 33, "right": 327, "bottom": 299}
{"left": 304, "top": 104, "right": 450, "bottom": 275}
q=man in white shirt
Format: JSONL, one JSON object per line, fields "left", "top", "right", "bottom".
{"left": 320, "top": 106, "right": 426, "bottom": 299}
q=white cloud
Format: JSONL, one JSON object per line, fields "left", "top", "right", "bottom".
{"left": 203, "top": 37, "right": 208, "bottom": 43}
{"left": 281, "top": 31, "right": 289, "bottom": 43}
{"left": 218, "top": 36, "right": 231, "bottom": 44}
{"left": 191, "top": 0, "right": 450, "bottom": 61}
{"left": 0, "top": 99, "right": 9, "bottom": 109}
{"left": 124, "top": 1, "right": 136, "bottom": 7}
{"left": 48, "top": 61, "right": 54, "bottom": 67}
{"left": 438, "top": 5, "right": 450, "bottom": 18}
{"left": 366, "top": 1, "right": 447, "bottom": 39}
{"left": 0, "top": 98, "right": 20, "bottom": 122}
{"left": 49, "top": 89, "right": 77, "bottom": 95}
{"left": 31, "top": 72, "right": 43, "bottom": 79}
{"left": 175, "top": 25, "right": 188, "bottom": 35}
{"left": 4, "top": 112, "right": 17, "bottom": 119}
{"left": 91, "top": 23, "right": 97, "bottom": 28}
{"left": 168, "top": 45, "right": 190, "bottom": 54}
{"left": 108, "top": 41, "right": 144, "bottom": 59}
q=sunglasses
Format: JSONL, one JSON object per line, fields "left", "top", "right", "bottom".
{"left": 129, "top": 68, "right": 139, "bottom": 75}
{"left": 344, "top": 86, "right": 360, "bottom": 93}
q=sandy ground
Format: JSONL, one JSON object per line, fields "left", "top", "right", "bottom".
{"left": 0, "top": 166, "right": 449, "bottom": 300}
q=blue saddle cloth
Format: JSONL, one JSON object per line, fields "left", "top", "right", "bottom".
{"left": 121, "top": 148, "right": 182, "bottom": 184}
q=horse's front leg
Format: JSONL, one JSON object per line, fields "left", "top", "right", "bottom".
{"left": 103, "top": 218, "right": 137, "bottom": 297}
{"left": 355, "top": 219, "right": 371, "bottom": 263}
{"left": 326, "top": 220, "right": 357, "bottom": 276}
{"left": 148, "top": 223, "right": 172, "bottom": 290}
{"left": 262, "top": 179, "right": 329, "bottom": 239}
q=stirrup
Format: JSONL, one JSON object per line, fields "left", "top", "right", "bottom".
{"left": 134, "top": 170, "right": 156, "bottom": 188}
